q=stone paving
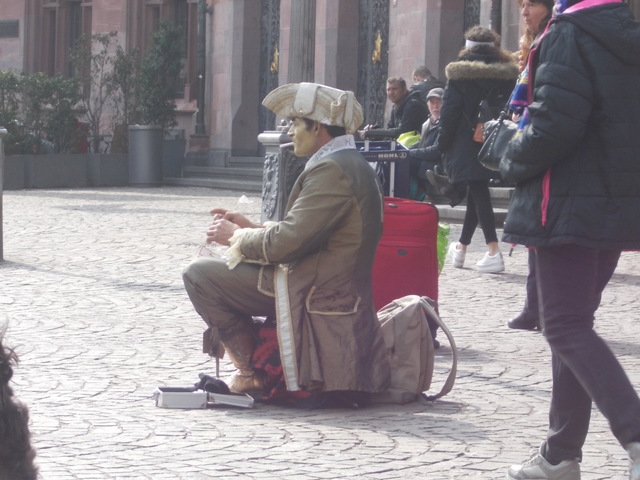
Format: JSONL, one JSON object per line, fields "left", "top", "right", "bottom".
{"left": 1, "top": 186, "right": 639, "bottom": 480}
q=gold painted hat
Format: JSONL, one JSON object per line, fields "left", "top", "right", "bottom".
{"left": 262, "top": 82, "right": 364, "bottom": 134}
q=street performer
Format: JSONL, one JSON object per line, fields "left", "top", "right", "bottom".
{"left": 183, "top": 82, "right": 390, "bottom": 407}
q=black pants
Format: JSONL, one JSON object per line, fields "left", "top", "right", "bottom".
{"left": 535, "top": 245, "right": 640, "bottom": 462}
{"left": 459, "top": 180, "right": 498, "bottom": 246}
{"left": 523, "top": 248, "right": 539, "bottom": 319}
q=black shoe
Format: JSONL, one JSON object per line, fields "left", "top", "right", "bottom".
{"left": 426, "top": 170, "right": 467, "bottom": 207}
{"left": 507, "top": 311, "right": 540, "bottom": 330}
{"left": 426, "top": 169, "right": 450, "bottom": 194}
{"left": 446, "top": 183, "right": 467, "bottom": 207}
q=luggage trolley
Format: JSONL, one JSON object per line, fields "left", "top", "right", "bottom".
{"left": 356, "top": 137, "right": 439, "bottom": 310}
{"left": 356, "top": 139, "right": 411, "bottom": 198}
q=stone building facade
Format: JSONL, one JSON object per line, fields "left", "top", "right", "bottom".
{"left": 1, "top": 0, "right": 637, "bottom": 162}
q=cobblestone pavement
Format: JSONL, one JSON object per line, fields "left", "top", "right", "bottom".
{"left": 1, "top": 186, "right": 639, "bottom": 480}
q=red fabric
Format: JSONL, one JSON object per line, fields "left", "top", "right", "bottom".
{"left": 252, "top": 318, "right": 312, "bottom": 405}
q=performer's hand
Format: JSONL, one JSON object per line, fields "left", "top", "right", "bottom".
{"left": 206, "top": 218, "right": 238, "bottom": 246}
{"left": 210, "top": 208, "right": 257, "bottom": 229}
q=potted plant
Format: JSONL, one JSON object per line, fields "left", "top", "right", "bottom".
{"left": 108, "top": 20, "right": 183, "bottom": 185}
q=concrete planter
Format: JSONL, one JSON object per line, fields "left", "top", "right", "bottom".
{"left": 3, "top": 153, "right": 129, "bottom": 190}
{"left": 128, "top": 125, "right": 163, "bottom": 186}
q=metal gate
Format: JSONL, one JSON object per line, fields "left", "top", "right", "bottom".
{"left": 464, "top": 0, "right": 481, "bottom": 32}
{"left": 259, "top": 0, "right": 281, "bottom": 133}
{"left": 356, "top": 0, "right": 389, "bottom": 128}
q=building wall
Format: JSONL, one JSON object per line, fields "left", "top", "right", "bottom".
{"left": 315, "top": 0, "right": 359, "bottom": 91}
{"left": 2, "top": 0, "right": 529, "bottom": 158}
{"left": 0, "top": 2, "right": 24, "bottom": 71}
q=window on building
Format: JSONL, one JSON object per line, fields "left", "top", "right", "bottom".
{"left": 173, "top": 0, "right": 197, "bottom": 99}
{"left": 32, "top": 0, "right": 92, "bottom": 76}
{"left": 128, "top": 0, "right": 197, "bottom": 101}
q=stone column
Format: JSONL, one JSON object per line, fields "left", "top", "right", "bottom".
{"left": 501, "top": 0, "right": 522, "bottom": 52}
{"left": 288, "top": 0, "right": 316, "bottom": 82}
{"left": 315, "top": 0, "right": 359, "bottom": 90}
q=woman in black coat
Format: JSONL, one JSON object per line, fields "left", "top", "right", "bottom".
{"left": 500, "top": 1, "right": 640, "bottom": 477}
{"left": 438, "top": 26, "right": 518, "bottom": 273}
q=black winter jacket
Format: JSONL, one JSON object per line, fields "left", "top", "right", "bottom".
{"left": 410, "top": 77, "right": 446, "bottom": 103}
{"left": 501, "top": 2, "right": 640, "bottom": 249}
{"left": 438, "top": 49, "right": 518, "bottom": 184}
{"left": 387, "top": 89, "right": 429, "bottom": 135}
{"left": 408, "top": 118, "right": 441, "bottom": 179}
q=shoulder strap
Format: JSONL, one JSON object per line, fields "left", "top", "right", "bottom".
{"left": 419, "top": 297, "right": 458, "bottom": 401}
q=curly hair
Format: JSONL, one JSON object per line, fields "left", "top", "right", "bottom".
{"left": 458, "top": 26, "right": 515, "bottom": 64}
{"left": 0, "top": 327, "right": 38, "bottom": 480}
{"left": 465, "top": 25, "right": 501, "bottom": 45}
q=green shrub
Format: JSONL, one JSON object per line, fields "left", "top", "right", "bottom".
{"left": 0, "top": 70, "right": 30, "bottom": 154}
{"left": 138, "top": 20, "right": 184, "bottom": 130}
{"left": 21, "top": 72, "right": 85, "bottom": 154}
{"left": 0, "top": 70, "right": 85, "bottom": 154}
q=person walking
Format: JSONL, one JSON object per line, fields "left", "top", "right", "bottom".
{"left": 501, "top": 1, "right": 640, "bottom": 478}
{"left": 438, "top": 26, "right": 519, "bottom": 273}
{"left": 506, "top": 0, "right": 554, "bottom": 331}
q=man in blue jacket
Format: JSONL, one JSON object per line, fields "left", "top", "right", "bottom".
{"left": 501, "top": 1, "right": 640, "bottom": 479}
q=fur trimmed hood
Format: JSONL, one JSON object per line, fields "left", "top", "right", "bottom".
{"left": 445, "top": 59, "right": 519, "bottom": 82}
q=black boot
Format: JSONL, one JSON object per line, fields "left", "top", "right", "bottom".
{"left": 426, "top": 169, "right": 450, "bottom": 194}
{"left": 426, "top": 170, "right": 466, "bottom": 207}
{"left": 507, "top": 311, "right": 540, "bottom": 331}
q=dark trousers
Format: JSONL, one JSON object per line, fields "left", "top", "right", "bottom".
{"left": 459, "top": 180, "right": 498, "bottom": 246}
{"left": 523, "top": 248, "right": 539, "bottom": 319}
{"left": 535, "top": 244, "right": 640, "bottom": 462}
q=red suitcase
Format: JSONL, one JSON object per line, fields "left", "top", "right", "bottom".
{"left": 372, "top": 197, "right": 439, "bottom": 311}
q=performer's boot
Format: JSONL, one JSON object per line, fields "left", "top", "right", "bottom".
{"left": 220, "top": 325, "right": 264, "bottom": 394}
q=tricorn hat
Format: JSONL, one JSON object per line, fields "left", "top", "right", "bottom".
{"left": 262, "top": 82, "right": 364, "bottom": 134}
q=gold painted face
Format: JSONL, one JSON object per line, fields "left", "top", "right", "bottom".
{"left": 288, "top": 118, "right": 319, "bottom": 157}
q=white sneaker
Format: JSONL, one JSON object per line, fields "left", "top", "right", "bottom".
{"left": 507, "top": 444, "right": 580, "bottom": 480}
{"left": 448, "top": 242, "right": 465, "bottom": 268}
{"left": 476, "top": 251, "right": 505, "bottom": 273}
{"left": 626, "top": 442, "right": 640, "bottom": 480}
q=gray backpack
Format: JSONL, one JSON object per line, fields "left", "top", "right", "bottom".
{"left": 372, "top": 295, "right": 458, "bottom": 404}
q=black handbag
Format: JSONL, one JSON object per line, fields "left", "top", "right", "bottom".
{"left": 478, "top": 111, "right": 518, "bottom": 171}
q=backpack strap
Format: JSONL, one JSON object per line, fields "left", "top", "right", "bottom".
{"left": 419, "top": 297, "right": 458, "bottom": 401}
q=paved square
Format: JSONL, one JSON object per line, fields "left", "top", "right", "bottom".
{"left": 2, "top": 187, "right": 638, "bottom": 479}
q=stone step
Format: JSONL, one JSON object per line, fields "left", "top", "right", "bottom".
{"left": 430, "top": 187, "right": 512, "bottom": 226}
{"left": 182, "top": 165, "right": 263, "bottom": 180}
{"left": 171, "top": 155, "right": 514, "bottom": 227}
{"left": 489, "top": 186, "right": 514, "bottom": 209}
{"left": 432, "top": 203, "right": 508, "bottom": 228}
{"left": 228, "top": 156, "right": 265, "bottom": 169}
{"left": 164, "top": 176, "right": 263, "bottom": 193}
